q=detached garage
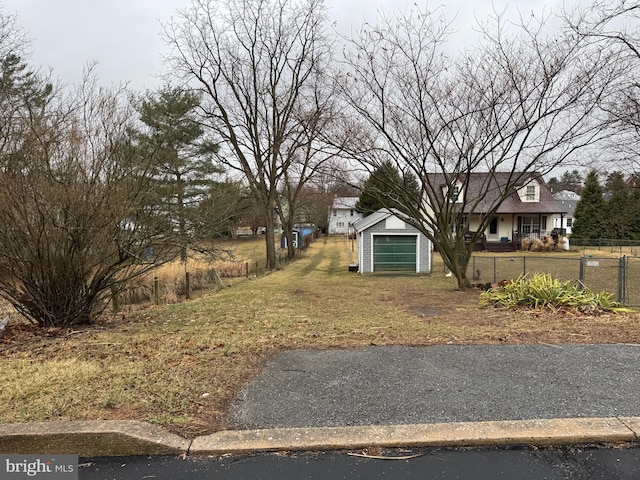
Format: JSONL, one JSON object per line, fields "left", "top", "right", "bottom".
{"left": 353, "top": 209, "right": 431, "bottom": 274}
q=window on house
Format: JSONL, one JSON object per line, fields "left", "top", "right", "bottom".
{"left": 337, "top": 222, "right": 344, "bottom": 227}
{"left": 350, "top": 210, "right": 354, "bottom": 216}
{"left": 453, "top": 216, "right": 468, "bottom": 236}
{"left": 521, "top": 216, "right": 540, "bottom": 234}
{"left": 333, "top": 210, "right": 337, "bottom": 216}
{"left": 451, "top": 185, "right": 460, "bottom": 202}
{"left": 489, "top": 217, "right": 498, "bottom": 235}
{"left": 526, "top": 185, "right": 536, "bottom": 201}
{"left": 567, "top": 218, "right": 573, "bottom": 227}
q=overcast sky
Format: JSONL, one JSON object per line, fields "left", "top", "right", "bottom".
{"left": 2, "top": 0, "right": 564, "bottom": 92}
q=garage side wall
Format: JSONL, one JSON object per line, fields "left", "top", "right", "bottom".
{"left": 360, "top": 227, "right": 373, "bottom": 273}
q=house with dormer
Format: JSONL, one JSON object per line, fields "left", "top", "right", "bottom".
{"left": 428, "top": 172, "right": 567, "bottom": 251}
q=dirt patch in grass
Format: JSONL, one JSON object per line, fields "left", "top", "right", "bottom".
{"left": 2, "top": 236, "right": 640, "bottom": 438}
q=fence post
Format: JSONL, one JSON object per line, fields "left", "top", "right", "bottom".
{"left": 111, "top": 286, "right": 120, "bottom": 313}
{"left": 185, "top": 271, "right": 191, "bottom": 300}
{"left": 153, "top": 276, "right": 160, "bottom": 305}
{"left": 211, "top": 269, "right": 224, "bottom": 290}
{"left": 618, "top": 256, "right": 626, "bottom": 304}
{"left": 578, "top": 257, "right": 585, "bottom": 291}
{"left": 523, "top": 256, "right": 526, "bottom": 277}
{"left": 493, "top": 257, "right": 497, "bottom": 284}
{"left": 246, "top": 262, "right": 249, "bottom": 279}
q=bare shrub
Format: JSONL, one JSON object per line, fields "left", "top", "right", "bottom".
{"left": 0, "top": 68, "right": 174, "bottom": 327}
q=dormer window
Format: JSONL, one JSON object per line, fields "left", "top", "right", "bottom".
{"left": 444, "top": 182, "right": 463, "bottom": 203}
{"left": 518, "top": 180, "right": 539, "bottom": 202}
{"left": 526, "top": 185, "right": 535, "bottom": 201}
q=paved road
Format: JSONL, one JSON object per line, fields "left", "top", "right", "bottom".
{"left": 228, "top": 344, "right": 640, "bottom": 429}
{"left": 79, "top": 446, "right": 640, "bottom": 479}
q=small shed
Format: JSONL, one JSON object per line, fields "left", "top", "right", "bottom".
{"left": 281, "top": 226, "right": 315, "bottom": 249}
{"left": 353, "top": 209, "right": 431, "bottom": 274}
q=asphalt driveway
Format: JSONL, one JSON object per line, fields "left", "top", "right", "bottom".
{"left": 228, "top": 344, "right": 640, "bottom": 429}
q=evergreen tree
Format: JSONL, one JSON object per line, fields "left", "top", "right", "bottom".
{"left": 0, "top": 53, "right": 53, "bottom": 163}
{"left": 547, "top": 169, "right": 583, "bottom": 194}
{"left": 604, "top": 171, "right": 631, "bottom": 240}
{"left": 547, "top": 177, "right": 560, "bottom": 193}
{"left": 629, "top": 175, "right": 640, "bottom": 240}
{"left": 356, "top": 161, "right": 420, "bottom": 217}
{"left": 137, "top": 85, "right": 221, "bottom": 261}
{"left": 572, "top": 170, "right": 606, "bottom": 242}
{"left": 194, "top": 179, "right": 249, "bottom": 239}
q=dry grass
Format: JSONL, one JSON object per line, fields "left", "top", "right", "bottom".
{"left": 119, "top": 261, "right": 212, "bottom": 305}
{"left": 118, "top": 239, "right": 270, "bottom": 305}
{"left": 2, "top": 235, "right": 640, "bottom": 438}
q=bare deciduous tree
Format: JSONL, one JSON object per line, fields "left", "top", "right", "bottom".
{"left": 277, "top": 83, "right": 339, "bottom": 258}
{"left": 165, "top": 0, "right": 333, "bottom": 269}
{"left": 564, "top": 0, "right": 640, "bottom": 172}
{"left": 337, "top": 6, "right": 621, "bottom": 288}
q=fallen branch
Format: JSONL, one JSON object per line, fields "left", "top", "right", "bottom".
{"left": 347, "top": 452, "right": 425, "bottom": 460}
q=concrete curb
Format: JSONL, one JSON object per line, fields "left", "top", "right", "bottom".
{"left": 0, "top": 421, "right": 191, "bottom": 457}
{"left": 190, "top": 417, "right": 639, "bottom": 454}
{"left": 1, "top": 417, "right": 638, "bottom": 456}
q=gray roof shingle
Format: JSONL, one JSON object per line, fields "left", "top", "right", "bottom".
{"left": 427, "top": 172, "right": 567, "bottom": 215}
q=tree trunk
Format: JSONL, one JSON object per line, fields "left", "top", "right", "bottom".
{"left": 264, "top": 206, "right": 278, "bottom": 270}
{"left": 439, "top": 238, "right": 473, "bottom": 289}
{"left": 280, "top": 217, "right": 297, "bottom": 259}
{"left": 286, "top": 233, "right": 297, "bottom": 259}
{"left": 177, "top": 174, "right": 188, "bottom": 264}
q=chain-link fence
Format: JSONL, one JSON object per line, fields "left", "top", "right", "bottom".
{"left": 570, "top": 238, "right": 640, "bottom": 256}
{"left": 469, "top": 254, "right": 640, "bottom": 306}
{"left": 625, "top": 257, "right": 640, "bottom": 306}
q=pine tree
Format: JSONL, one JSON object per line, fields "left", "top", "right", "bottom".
{"left": 547, "top": 169, "right": 583, "bottom": 194}
{"left": 604, "top": 172, "right": 631, "bottom": 240}
{"left": 137, "top": 85, "right": 221, "bottom": 261}
{"left": 572, "top": 170, "right": 605, "bottom": 242}
{"left": 0, "top": 53, "right": 53, "bottom": 162}
{"left": 627, "top": 175, "right": 640, "bottom": 240}
{"left": 356, "top": 161, "right": 420, "bottom": 217}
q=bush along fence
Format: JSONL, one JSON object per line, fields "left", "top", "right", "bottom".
{"left": 465, "top": 255, "right": 640, "bottom": 306}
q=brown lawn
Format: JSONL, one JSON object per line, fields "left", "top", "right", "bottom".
{"left": 2, "top": 235, "right": 639, "bottom": 438}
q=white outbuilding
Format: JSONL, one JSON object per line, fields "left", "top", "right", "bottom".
{"left": 353, "top": 209, "right": 432, "bottom": 274}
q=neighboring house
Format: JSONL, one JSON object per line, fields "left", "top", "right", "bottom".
{"left": 328, "top": 197, "right": 363, "bottom": 235}
{"left": 427, "top": 172, "right": 567, "bottom": 252}
{"left": 552, "top": 190, "right": 580, "bottom": 236}
{"left": 353, "top": 209, "right": 432, "bottom": 274}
